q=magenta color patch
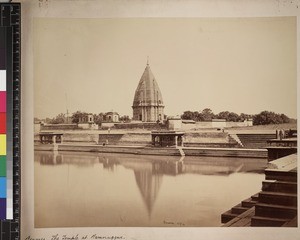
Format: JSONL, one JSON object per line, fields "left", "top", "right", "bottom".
{"left": 0, "top": 92, "right": 6, "bottom": 112}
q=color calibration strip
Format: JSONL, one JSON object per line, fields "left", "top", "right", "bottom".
{"left": 0, "top": 29, "right": 7, "bottom": 220}
{"left": 0, "top": 19, "right": 13, "bottom": 220}
{"left": 0, "top": 3, "right": 20, "bottom": 239}
{"left": 0, "top": 69, "right": 6, "bottom": 220}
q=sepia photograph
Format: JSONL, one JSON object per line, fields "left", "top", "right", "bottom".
{"left": 32, "top": 16, "right": 297, "bottom": 229}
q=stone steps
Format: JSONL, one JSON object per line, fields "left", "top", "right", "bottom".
{"left": 177, "top": 147, "right": 185, "bottom": 156}
{"left": 262, "top": 180, "right": 297, "bottom": 193}
{"left": 252, "top": 157, "right": 298, "bottom": 227}
{"left": 251, "top": 216, "right": 290, "bottom": 227}
{"left": 231, "top": 204, "right": 249, "bottom": 214}
{"left": 222, "top": 154, "right": 298, "bottom": 227}
{"left": 222, "top": 207, "right": 254, "bottom": 227}
{"left": 221, "top": 211, "right": 239, "bottom": 223}
{"left": 221, "top": 194, "right": 258, "bottom": 223}
{"left": 183, "top": 142, "right": 238, "bottom": 148}
{"left": 265, "top": 169, "right": 297, "bottom": 182}
{"left": 236, "top": 134, "right": 276, "bottom": 149}
{"left": 228, "top": 134, "right": 243, "bottom": 147}
{"left": 258, "top": 191, "right": 297, "bottom": 206}
{"left": 255, "top": 203, "right": 297, "bottom": 219}
{"left": 241, "top": 199, "right": 257, "bottom": 208}
{"left": 183, "top": 148, "right": 267, "bottom": 158}
{"left": 281, "top": 217, "right": 298, "bottom": 227}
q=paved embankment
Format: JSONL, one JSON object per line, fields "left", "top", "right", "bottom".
{"left": 35, "top": 130, "right": 241, "bottom": 148}
{"left": 35, "top": 143, "right": 267, "bottom": 158}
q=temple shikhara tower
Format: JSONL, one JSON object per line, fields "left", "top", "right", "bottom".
{"left": 132, "top": 61, "right": 164, "bottom": 122}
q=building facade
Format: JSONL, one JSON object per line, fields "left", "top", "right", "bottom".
{"left": 132, "top": 62, "right": 164, "bottom": 122}
{"left": 105, "top": 112, "right": 119, "bottom": 122}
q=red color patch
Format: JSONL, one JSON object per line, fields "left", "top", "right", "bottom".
{"left": 0, "top": 113, "right": 5, "bottom": 133}
{"left": 0, "top": 92, "right": 5, "bottom": 112}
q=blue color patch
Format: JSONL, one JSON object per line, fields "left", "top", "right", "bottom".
{"left": 0, "top": 177, "right": 6, "bottom": 198}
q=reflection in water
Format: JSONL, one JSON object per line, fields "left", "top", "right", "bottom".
{"left": 100, "top": 156, "right": 119, "bottom": 171}
{"left": 134, "top": 170, "right": 162, "bottom": 217}
{"left": 35, "top": 151, "right": 267, "bottom": 227}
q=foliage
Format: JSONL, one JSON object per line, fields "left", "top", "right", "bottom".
{"left": 93, "top": 113, "right": 105, "bottom": 125}
{"left": 181, "top": 109, "right": 218, "bottom": 122}
{"left": 119, "top": 115, "right": 130, "bottom": 122}
{"left": 71, "top": 111, "right": 88, "bottom": 124}
{"left": 201, "top": 108, "right": 215, "bottom": 121}
{"left": 181, "top": 109, "right": 214, "bottom": 121}
{"left": 182, "top": 108, "right": 292, "bottom": 125}
{"left": 215, "top": 111, "right": 240, "bottom": 122}
{"left": 253, "top": 111, "right": 290, "bottom": 125}
{"left": 49, "top": 113, "right": 66, "bottom": 124}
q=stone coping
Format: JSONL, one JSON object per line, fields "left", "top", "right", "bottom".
{"left": 267, "top": 154, "right": 297, "bottom": 171}
{"left": 151, "top": 130, "right": 185, "bottom": 135}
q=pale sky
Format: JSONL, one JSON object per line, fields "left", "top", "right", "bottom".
{"left": 34, "top": 17, "right": 297, "bottom": 119}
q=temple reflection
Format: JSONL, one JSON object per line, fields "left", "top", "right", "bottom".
{"left": 134, "top": 170, "right": 162, "bottom": 217}
{"left": 35, "top": 151, "right": 267, "bottom": 216}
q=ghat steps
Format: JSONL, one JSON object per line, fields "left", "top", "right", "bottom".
{"left": 222, "top": 154, "right": 297, "bottom": 227}
{"left": 236, "top": 134, "right": 276, "bottom": 149}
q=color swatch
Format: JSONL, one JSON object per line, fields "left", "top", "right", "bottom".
{"left": 0, "top": 69, "right": 6, "bottom": 219}
{"left": 0, "top": 26, "right": 13, "bottom": 220}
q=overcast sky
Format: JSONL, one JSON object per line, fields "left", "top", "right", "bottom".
{"left": 34, "top": 17, "right": 296, "bottom": 119}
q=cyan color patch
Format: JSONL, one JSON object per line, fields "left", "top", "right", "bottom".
{"left": 0, "top": 177, "right": 6, "bottom": 198}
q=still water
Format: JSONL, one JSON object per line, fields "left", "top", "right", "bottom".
{"left": 34, "top": 151, "right": 267, "bottom": 228}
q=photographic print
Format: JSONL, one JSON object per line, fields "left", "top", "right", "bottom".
{"left": 32, "top": 16, "right": 297, "bottom": 229}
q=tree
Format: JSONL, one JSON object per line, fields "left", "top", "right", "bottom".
{"left": 227, "top": 112, "right": 240, "bottom": 122}
{"left": 92, "top": 113, "right": 105, "bottom": 125}
{"left": 181, "top": 111, "right": 195, "bottom": 120}
{"left": 201, "top": 108, "right": 215, "bottom": 121}
{"left": 280, "top": 114, "right": 290, "bottom": 123}
{"left": 120, "top": 115, "right": 130, "bottom": 122}
{"left": 71, "top": 111, "right": 88, "bottom": 124}
{"left": 49, "top": 113, "right": 66, "bottom": 124}
{"left": 215, "top": 111, "right": 241, "bottom": 122}
{"left": 253, "top": 111, "right": 290, "bottom": 125}
{"left": 239, "top": 113, "right": 253, "bottom": 122}
{"left": 216, "top": 111, "right": 230, "bottom": 120}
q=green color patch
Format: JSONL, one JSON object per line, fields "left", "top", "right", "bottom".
{"left": 0, "top": 156, "right": 6, "bottom": 177}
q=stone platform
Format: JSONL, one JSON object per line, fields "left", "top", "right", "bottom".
{"left": 221, "top": 154, "right": 298, "bottom": 227}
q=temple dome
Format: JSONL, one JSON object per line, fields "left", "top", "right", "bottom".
{"left": 133, "top": 63, "right": 164, "bottom": 106}
{"left": 132, "top": 62, "right": 165, "bottom": 122}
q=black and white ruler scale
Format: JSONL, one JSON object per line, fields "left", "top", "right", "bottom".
{"left": 0, "top": 2, "right": 20, "bottom": 240}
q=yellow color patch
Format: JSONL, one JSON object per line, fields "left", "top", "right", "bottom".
{"left": 0, "top": 135, "right": 6, "bottom": 155}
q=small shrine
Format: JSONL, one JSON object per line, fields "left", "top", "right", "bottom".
{"left": 151, "top": 130, "right": 184, "bottom": 147}
{"left": 39, "top": 132, "right": 64, "bottom": 144}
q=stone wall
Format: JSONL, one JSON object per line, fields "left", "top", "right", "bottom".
{"left": 98, "top": 134, "right": 124, "bottom": 145}
{"left": 63, "top": 133, "right": 99, "bottom": 143}
{"left": 114, "top": 122, "right": 167, "bottom": 130}
{"left": 41, "top": 124, "right": 80, "bottom": 131}
{"left": 184, "top": 132, "right": 229, "bottom": 143}
{"left": 35, "top": 131, "right": 233, "bottom": 148}
{"left": 182, "top": 121, "right": 253, "bottom": 130}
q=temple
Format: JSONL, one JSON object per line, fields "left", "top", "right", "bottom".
{"left": 132, "top": 60, "right": 164, "bottom": 122}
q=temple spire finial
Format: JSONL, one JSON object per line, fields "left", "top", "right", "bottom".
{"left": 147, "top": 56, "right": 149, "bottom": 66}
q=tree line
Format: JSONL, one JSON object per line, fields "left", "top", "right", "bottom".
{"left": 36, "top": 109, "right": 295, "bottom": 126}
{"left": 36, "top": 111, "right": 130, "bottom": 125}
{"left": 181, "top": 108, "right": 294, "bottom": 125}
